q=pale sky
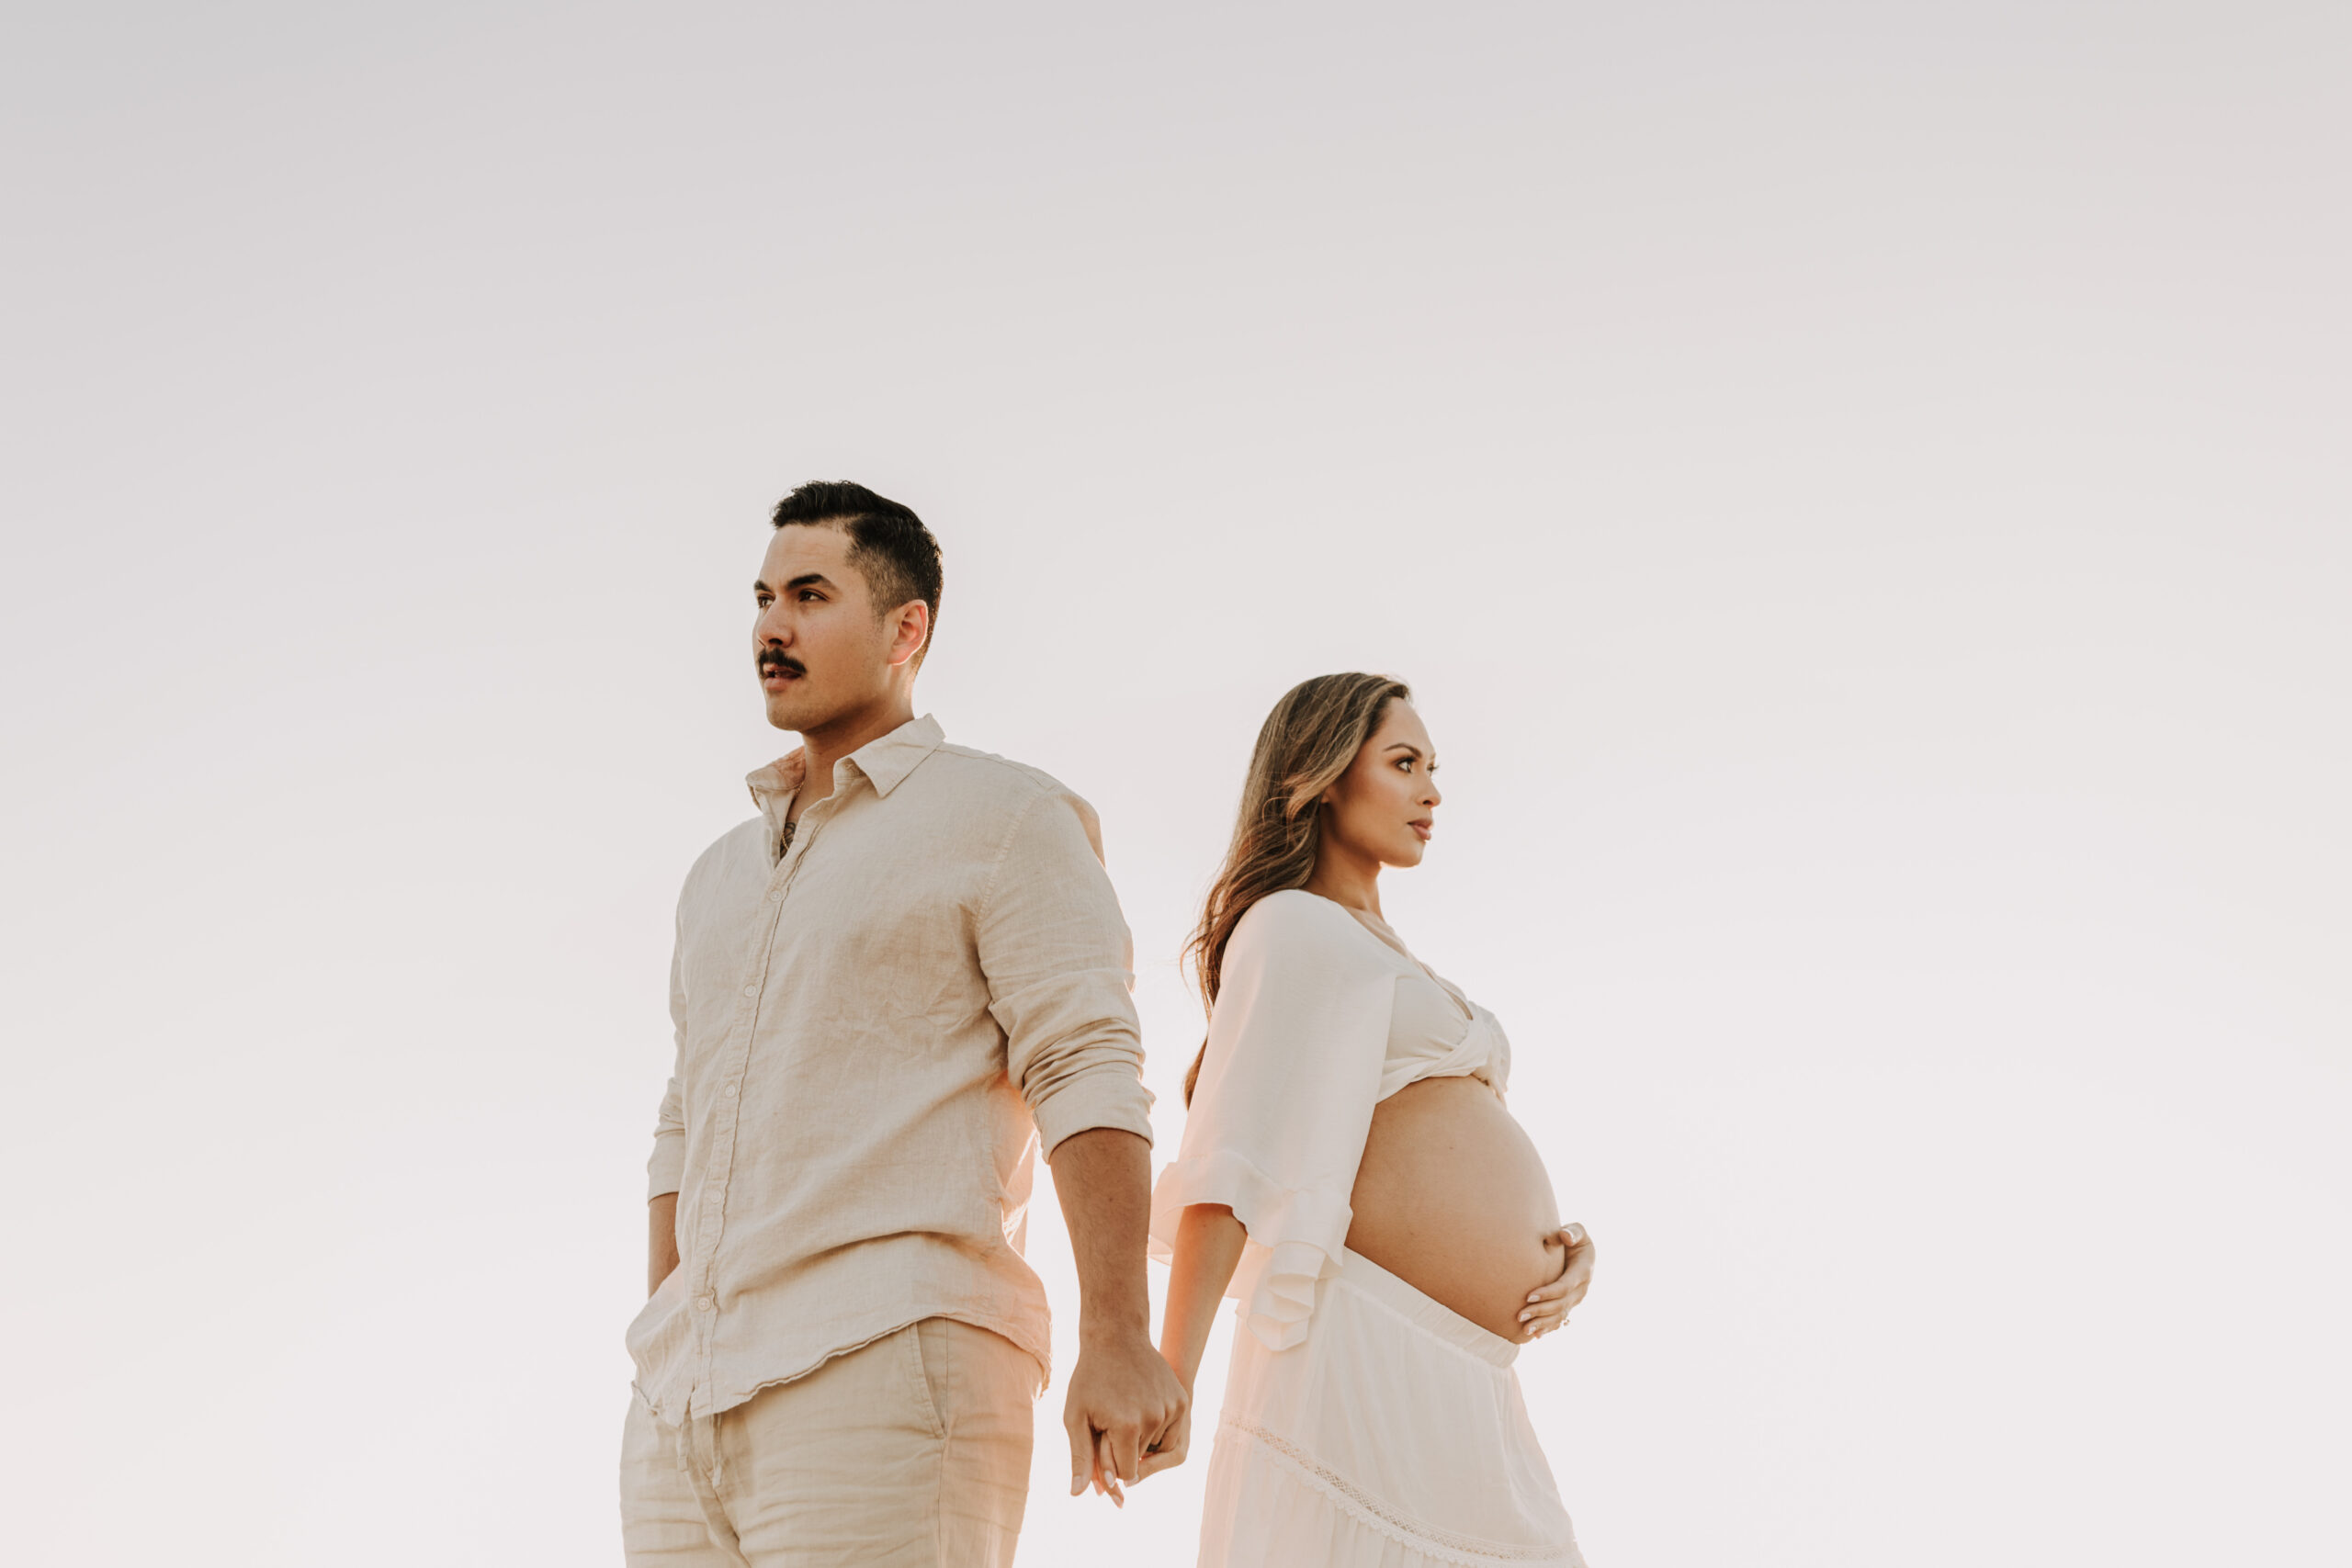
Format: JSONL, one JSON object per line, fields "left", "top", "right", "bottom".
{"left": 4, "top": 5, "right": 2346, "bottom": 1565}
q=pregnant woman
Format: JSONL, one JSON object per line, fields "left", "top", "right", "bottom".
{"left": 1147, "top": 672, "right": 1594, "bottom": 1566}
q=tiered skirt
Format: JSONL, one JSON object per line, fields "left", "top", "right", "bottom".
{"left": 1197, "top": 1247, "right": 1587, "bottom": 1567}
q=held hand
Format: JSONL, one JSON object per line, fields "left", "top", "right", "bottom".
{"left": 1136, "top": 1382, "right": 1193, "bottom": 1482}
{"left": 1518, "top": 1222, "right": 1595, "bottom": 1341}
{"left": 1092, "top": 1395, "right": 1193, "bottom": 1506}
{"left": 1064, "top": 1329, "right": 1189, "bottom": 1505}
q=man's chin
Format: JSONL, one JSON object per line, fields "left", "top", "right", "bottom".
{"left": 763, "top": 690, "right": 818, "bottom": 732}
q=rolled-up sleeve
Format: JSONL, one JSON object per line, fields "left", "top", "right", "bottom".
{"left": 978, "top": 786, "right": 1155, "bottom": 1157}
{"left": 645, "top": 903, "right": 690, "bottom": 1201}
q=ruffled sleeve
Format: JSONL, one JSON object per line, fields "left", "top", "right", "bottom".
{"left": 1148, "top": 891, "right": 1396, "bottom": 1349}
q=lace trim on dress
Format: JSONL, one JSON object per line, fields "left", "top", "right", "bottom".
{"left": 1220, "top": 1416, "right": 1584, "bottom": 1566}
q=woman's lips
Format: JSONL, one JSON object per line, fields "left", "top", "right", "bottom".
{"left": 1408, "top": 819, "right": 1432, "bottom": 841}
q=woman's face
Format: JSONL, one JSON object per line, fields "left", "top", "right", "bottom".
{"left": 1320, "top": 700, "right": 1442, "bottom": 869}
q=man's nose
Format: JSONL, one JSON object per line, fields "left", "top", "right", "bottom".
{"left": 754, "top": 604, "right": 792, "bottom": 647}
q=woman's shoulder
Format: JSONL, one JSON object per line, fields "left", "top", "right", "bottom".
{"left": 1228, "top": 889, "right": 1393, "bottom": 971}
{"left": 1236, "top": 886, "right": 1353, "bottom": 935}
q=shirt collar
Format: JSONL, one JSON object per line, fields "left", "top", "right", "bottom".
{"left": 744, "top": 713, "right": 946, "bottom": 832}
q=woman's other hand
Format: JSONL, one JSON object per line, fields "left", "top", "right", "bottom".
{"left": 1517, "top": 1222, "right": 1594, "bottom": 1341}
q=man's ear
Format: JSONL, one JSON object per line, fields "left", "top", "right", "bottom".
{"left": 888, "top": 601, "right": 932, "bottom": 669}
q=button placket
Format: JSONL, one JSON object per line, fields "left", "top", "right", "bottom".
{"left": 689, "top": 795, "right": 836, "bottom": 1367}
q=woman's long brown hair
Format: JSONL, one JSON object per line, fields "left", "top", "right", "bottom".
{"left": 1182, "top": 672, "right": 1412, "bottom": 1105}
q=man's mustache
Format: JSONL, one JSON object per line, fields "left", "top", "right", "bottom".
{"left": 758, "top": 651, "right": 806, "bottom": 679}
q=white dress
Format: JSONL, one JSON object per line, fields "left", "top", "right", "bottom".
{"left": 1149, "top": 890, "right": 1587, "bottom": 1567}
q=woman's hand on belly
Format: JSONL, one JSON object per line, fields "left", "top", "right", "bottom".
{"left": 1517, "top": 1223, "right": 1594, "bottom": 1340}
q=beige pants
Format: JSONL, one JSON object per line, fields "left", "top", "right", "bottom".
{"left": 620, "top": 1317, "right": 1037, "bottom": 1567}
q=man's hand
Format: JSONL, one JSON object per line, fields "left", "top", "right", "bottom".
{"left": 1064, "top": 1329, "right": 1189, "bottom": 1506}
{"left": 1518, "top": 1222, "right": 1595, "bottom": 1340}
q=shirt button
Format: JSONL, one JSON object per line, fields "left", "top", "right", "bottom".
{"left": 695, "top": 1295, "right": 714, "bottom": 1311}
{"left": 741, "top": 984, "right": 757, "bottom": 998}
{"left": 723, "top": 1083, "right": 738, "bottom": 1097}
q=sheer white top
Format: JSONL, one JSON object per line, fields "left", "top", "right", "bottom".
{"left": 1148, "top": 889, "right": 1514, "bottom": 1350}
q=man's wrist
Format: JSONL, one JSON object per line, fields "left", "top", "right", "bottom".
{"left": 1077, "top": 1306, "right": 1153, "bottom": 1346}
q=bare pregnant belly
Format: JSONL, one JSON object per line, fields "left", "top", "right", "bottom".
{"left": 1345, "top": 1076, "right": 1563, "bottom": 1342}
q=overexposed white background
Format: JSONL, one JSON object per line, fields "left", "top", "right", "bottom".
{"left": 4, "top": 5, "right": 2345, "bottom": 1565}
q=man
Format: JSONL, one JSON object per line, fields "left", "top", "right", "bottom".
{"left": 620, "top": 482, "right": 1186, "bottom": 1565}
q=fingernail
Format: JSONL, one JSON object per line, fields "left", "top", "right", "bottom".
{"left": 1527, "top": 1292, "right": 1541, "bottom": 1303}
{"left": 1518, "top": 1312, "right": 1531, "bottom": 1323}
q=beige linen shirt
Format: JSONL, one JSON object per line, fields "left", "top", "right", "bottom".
{"left": 625, "top": 714, "right": 1155, "bottom": 1424}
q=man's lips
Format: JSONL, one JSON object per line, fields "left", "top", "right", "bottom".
{"left": 759, "top": 662, "right": 805, "bottom": 689}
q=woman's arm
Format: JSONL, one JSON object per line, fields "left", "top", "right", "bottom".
{"left": 1138, "top": 1201, "right": 1248, "bottom": 1480}
{"left": 1160, "top": 1202, "right": 1248, "bottom": 1388}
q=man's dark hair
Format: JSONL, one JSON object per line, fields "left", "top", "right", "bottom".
{"left": 770, "top": 480, "right": 944, "bottom": 668}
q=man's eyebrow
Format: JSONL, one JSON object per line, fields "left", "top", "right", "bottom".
{"left": 753, "top": 573, "right": 836, "bottom": 593}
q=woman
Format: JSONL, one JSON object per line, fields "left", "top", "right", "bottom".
{"left": 1147, "top": 673, "right": 1594, "bottom": 1566}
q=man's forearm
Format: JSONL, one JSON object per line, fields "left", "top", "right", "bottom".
{"left": 1047, "top": 1124, "right": 1188, "bottom": 1495}
{"left": 647, "top": 1192, "right": 680, "bottom": 1297}
{"left": 1046, "top": 1126, "right": 1154, "bottom": 1339}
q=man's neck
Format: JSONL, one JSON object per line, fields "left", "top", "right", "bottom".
{"left": 789, "top": 695, "right": 917, "bottom": 820}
